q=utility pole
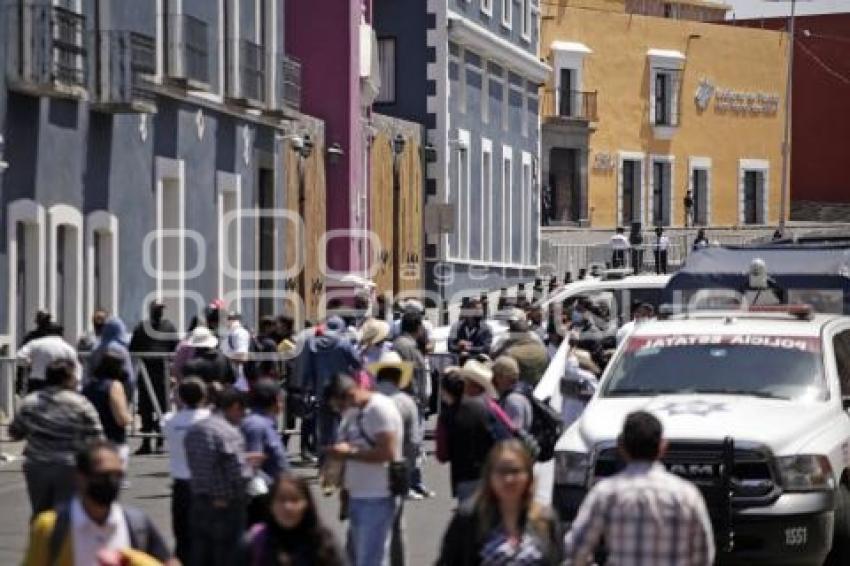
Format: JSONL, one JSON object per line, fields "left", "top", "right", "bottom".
{"left": 778, "top": 0, "right": 796, "bottom": 234}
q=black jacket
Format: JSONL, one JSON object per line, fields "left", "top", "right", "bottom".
{"left": 443, "top": 396, "right": 495, "bottom": 493}
{"left": 182, "top": 348, "right": 236, "bottom": 384}
{"left": 436, "top": 502, "right": 562, "bottom": 566}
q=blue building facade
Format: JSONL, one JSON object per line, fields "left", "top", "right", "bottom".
{"left": 374, "top": 0, "right": 548, "bottom": 303}
{"left": 0, "top": 0, "right": 317, "bottom": 348}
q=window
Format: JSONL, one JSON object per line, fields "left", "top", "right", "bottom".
{"left": 619, "top": 154, "right": 644, "bottom": 227}
{"left": 834, "top": 331, "right": 850, "bottom": 397}
{"left": 454, "top": 131, "right": 471, "bottom": 260}
{"left": 217, "top": 172, "right": 241, "bottom": 309}
{"left": 739, "top": 160, "right": 768, "bottom": 225}
{"left": 481, "top": 140, "right": 493, "bottom": 262}
{"left": 521, "top": 0, "right": 531, "bottom": 41}
{"left": 558, "top": 68, "right": 574, "bottom": 117}
{"left": 481, "top": 0, "right": 493, "bottom": 16}
{"left": 651, "top": 69, "right": 681, "bottom": 127}
{"left": 743, "top": 171, "right": 761, "bottom": 224}
{"left": 376, "top": 38, "right": 395, "bottom": 104}
{"left": 481, "top": 65, "right": 489, "bottom": 124}
{"left": 501, "top": 74, "right": 509, "bottom": 131}
{"left": 502, "top": 0, "right": 512, "bottom": 28}
{"left": 49, "top": 205, "right": 83, "bottom": 343}
{"left": 521, "top": 152, "right": 532, "bottom": 265}
{"left": 650, "top": 157, "right": 672, "bottom": 226}
{"left": 502, "top": 147, "right": 513, "bottom": 264}
{"left": 257, "top": 168, "right": 275, "bottom": 317}
{"left": 155, "top": 157, "right": 186, "bottom": 333}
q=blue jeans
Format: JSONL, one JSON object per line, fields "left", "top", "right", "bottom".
{"left": 348, "top": 496, "right": 397, "bottom": 566}
{"left": 455, "top": 480, "right": 479, "bottom": 503}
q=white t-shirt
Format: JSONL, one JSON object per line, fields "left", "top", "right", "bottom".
{"left": 16, "top": 335, "right": 79, "bottom": 381}
{"left": 655, "top": 235, "right": 670, "bottom": 251}
{"left": 71, "top": 498, "right": 130, "bottom": 566}
{"left": 222, "top": 323, "right": 251, "bottom": 390}
{"left": 610, "top": 234, "right": 630, "bottom": 250}
{"left": 340, "top": 393, "right": 403, "bottom": 499}
{"left": 162, "top": 407, "right": 211, "bottom": 479}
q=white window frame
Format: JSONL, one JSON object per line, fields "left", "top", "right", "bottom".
{"left": 617, "top": 151, "right": 646, "bottom": 228}
{"left": 154, "top": 156, "right": 187, "bottom": 333}
{"left": 521, "top": 0, "right": 531, "bottom": 42}
{"left": 459, "top": 47, "right": 467, "bottom": 114}
{"left": 522, "top": 90, "right": 529, "bottom": 137}
{"left": 502, "top": 146, "right": 513, "bottom": 265}
{"left": 455, "top": 129, "right": 471, "bottom": 260}
{"left": 481, "top": 62, "right": 489, "bottom": 124}
{"left": 217, "top": 171, "right": 242, "bottom": 311}
{"left": 738, "top": 159, "right": 770, "bottom": 226}
{"left": 521, "top": 151, "right": 532, "bottom": 265}
{"left": 48, "top": 205, "right": 84, "bottom": 343}
{"left": 6, "top": 199, "right": 47, "bottom": 349}
{"left": 688, "top": 157, "right": 712, "bottom": 226}
{"left": 648, "top": 154, "right": 674, "bottom": 227}
{"left": 501, "top": 0, "right": 512, "bottom": 28}
{"left": 551, "top": 42, "right": 591, "bottom": 117}
{"left": 481, "top": 0, "right": 493, "bottom": 17}
{"left": 85, "top": 211, "right": 119, "bottom": 327}
{"left": 647, "top": 49, "right": 685, "bottom": 138}
{"left": 501, "top": 72, "right": 510, "bottom": 132}
{"left": 481, "top": 138, "right": 493, "bottom": 262}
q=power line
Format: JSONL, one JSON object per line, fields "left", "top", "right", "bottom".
{"left": 797, "top": 40, "right": 850, "bottom": 86}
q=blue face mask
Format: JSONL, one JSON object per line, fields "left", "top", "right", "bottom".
{"left": 571, "top": 310, "right": 584, "bottom": 325}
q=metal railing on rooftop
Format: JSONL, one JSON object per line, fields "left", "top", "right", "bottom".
{"left": 93, "top": 30, "right": 156, "bottom": 111}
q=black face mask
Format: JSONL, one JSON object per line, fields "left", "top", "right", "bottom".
{"left": 85, "top": 474, "right": 122, "bottom": 506}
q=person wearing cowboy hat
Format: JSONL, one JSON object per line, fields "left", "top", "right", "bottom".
{"left": 371, "top": 351, "right": 420, "bottom": 564}
{"left": 440, "top": 360, "right": 500, "bottom": 503}
{"left": 359, "top": 318, "right": 392, "bottom": 366}
{"left": 182, "top": 326, "right": 235, "bottom": 386}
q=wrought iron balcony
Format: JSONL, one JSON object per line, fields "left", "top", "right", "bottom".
{"left": 165, "top": 13, "right": 209, "bottom": 88}
{"left": 5, "top": 3, "right": 87, "bottom": 98}
{"left": 238, "top": 39, "right": 266, "bottom": 106}
{"left": 265, "top": 53, "right": 301, "bottom": 117}
{"left": 542, "top": 89, "right": 598, "bottom": 123}
{"left": 92, "top": 31, "right": 156, "bottom": 113}
{"left": 282, "top": 54, "right": 301, "bottom": 112}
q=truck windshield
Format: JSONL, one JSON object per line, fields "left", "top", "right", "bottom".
{"left": 602, "top": 334, "right": 826, "bottom": 401}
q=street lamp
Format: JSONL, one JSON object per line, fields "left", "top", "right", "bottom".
{"left": 765, "top": 0, "right": 811, "bottom": 234}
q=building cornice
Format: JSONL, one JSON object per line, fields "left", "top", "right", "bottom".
{"left": 447, "top": 11, "right": 551, "bottom": 84}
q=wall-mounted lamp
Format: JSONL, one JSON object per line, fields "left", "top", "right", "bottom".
{"left": 423, "top": 143, "right": 437, "bottom": 163}
{"left": 327, "top": 142, "right": 344, "bottom": 164}
{"left": 392, "top": 133, "right": 406, "bottom": 156}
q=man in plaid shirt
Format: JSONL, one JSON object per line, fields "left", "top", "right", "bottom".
{"left": 564, "top": 411, "right": 715, "bottom": 566}
{"left": 185, "top": 387, "right": 252, "bottom": 566}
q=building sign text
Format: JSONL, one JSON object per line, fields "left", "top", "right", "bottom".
{"left": 695, "top": 78, "right": 780, "bottom": 115}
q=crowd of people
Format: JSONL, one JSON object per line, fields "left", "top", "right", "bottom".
{"left": 7, "top": 291, "right": 714, "bottom": 566}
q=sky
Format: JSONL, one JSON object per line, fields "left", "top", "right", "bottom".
{"left": 723, "top": 0, "right": 850, "bottom": 19}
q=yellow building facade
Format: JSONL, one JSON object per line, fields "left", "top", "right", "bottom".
{"left": 540, "top": 0, "right": 789, "bottom": 229}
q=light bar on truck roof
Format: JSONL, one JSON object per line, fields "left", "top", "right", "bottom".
{"left": 747, "top": 304, "right": 814, "bottom": 320}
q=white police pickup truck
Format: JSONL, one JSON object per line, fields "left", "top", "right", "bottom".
{"left": 552, "top": 307, "right": 850, "bottom": 565}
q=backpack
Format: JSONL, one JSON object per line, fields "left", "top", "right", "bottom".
{"left": 486, "top": 398, "right": 541, "bottom": 461}
{"left": 524, "top": 391, "right": 564, "bottom": 462}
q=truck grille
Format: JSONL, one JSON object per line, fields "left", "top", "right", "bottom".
{"left": 593, "top": 440, "right": 779, "bottom": 505}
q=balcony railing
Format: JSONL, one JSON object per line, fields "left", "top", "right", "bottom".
{"left": 542, "top": 89, "right": 598, "bottom": 122}
{"left": 93, "top": 31, "right": 156, "bottom": 112}
{"left": 165, "top": 13, "right": 209, "bottom": 87}
{"left": 5, "top": 3, "right": 87, "bottom": 97}
{"left": 239, "top": 39, "right": 265, "bottom": 105}
{"left": 282, "top": 54, "right": 301, "bottom": 112}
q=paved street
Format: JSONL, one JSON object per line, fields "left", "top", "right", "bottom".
{"left": 0, "top": 434, "right": 454, "bottom": 565}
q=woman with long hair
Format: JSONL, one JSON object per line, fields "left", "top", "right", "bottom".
{"left": 437, "top": 440, "right": 562, "bottom": 565}
{"left": 238, "top": 473, "right": 346, "bottom": 566}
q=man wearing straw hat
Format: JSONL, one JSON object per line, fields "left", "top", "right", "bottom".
{"left": 441, "top": 360, "right": 501, "bottom": 502}
{"left": 359, "top": 318, "right": 392, "bottom": 367}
